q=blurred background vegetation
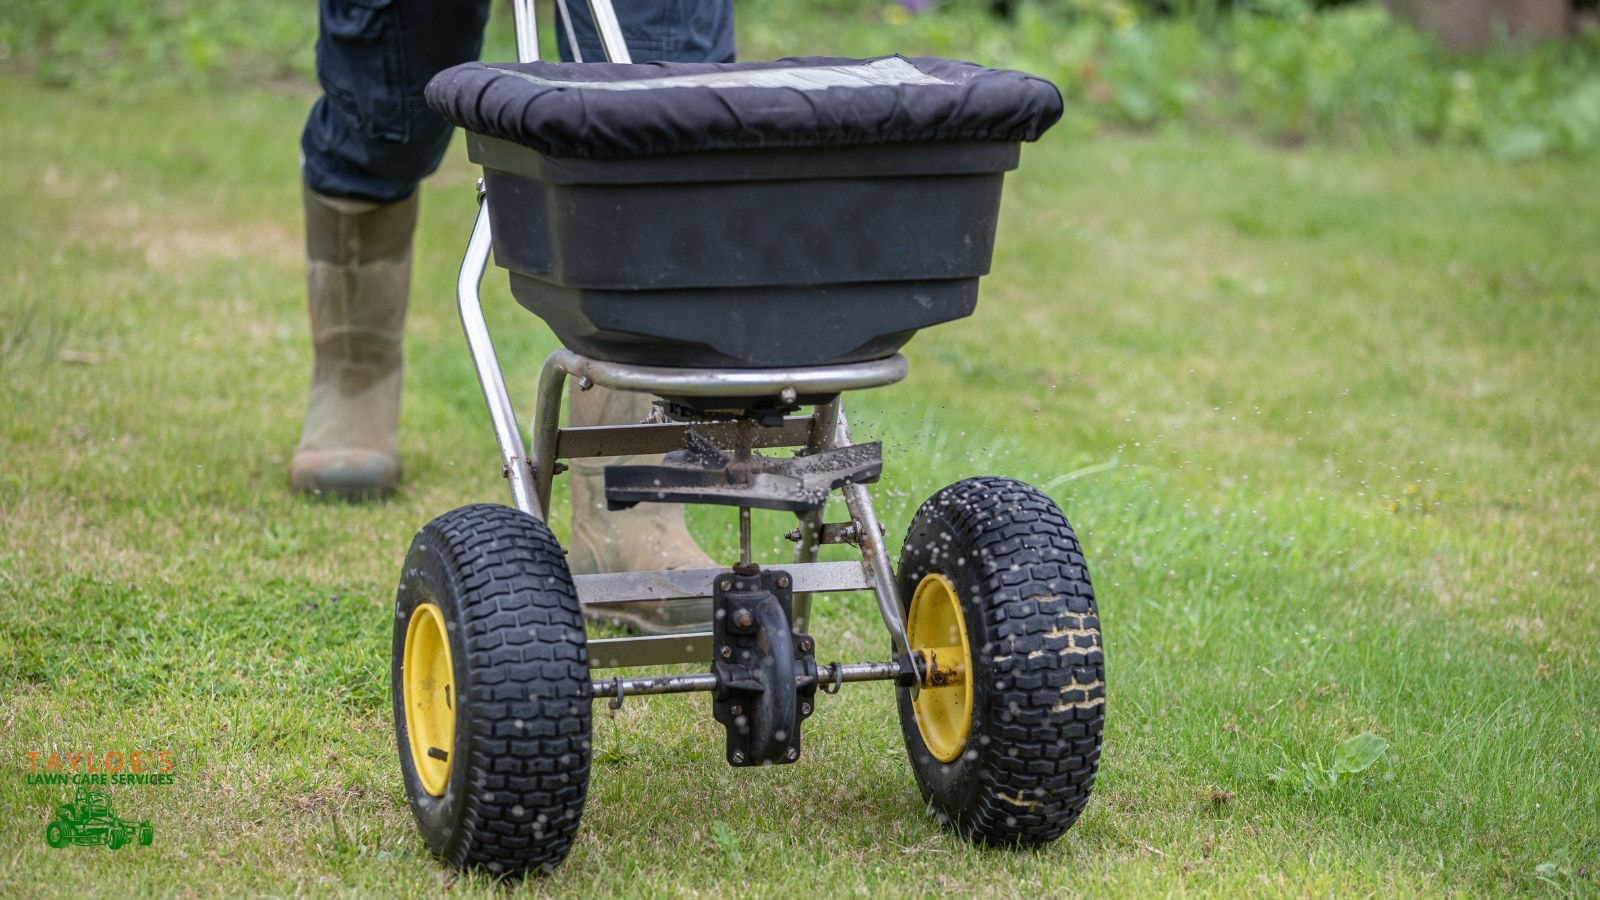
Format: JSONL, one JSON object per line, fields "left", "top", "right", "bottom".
{"left": 1, "top": 0, "right": 1597, "bottom": 161}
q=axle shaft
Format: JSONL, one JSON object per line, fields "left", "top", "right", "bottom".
{"left": 590, "top": 660, "right": 903, "bottom": 699}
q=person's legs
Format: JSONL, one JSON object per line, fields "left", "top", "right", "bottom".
{"left": 294, "top": 0, "right": 491, "bottom": 498}
{"left": 302, "top": 0, "right": 493, "bottom": 204}
{"left": 293, "top": 0, "right": 737, "bottom": 627}
{"left": 291, "top": 187, "right": 417, "bottom": 496}
{"left": 294, "top": 0, "right": 735, "bottom": 500}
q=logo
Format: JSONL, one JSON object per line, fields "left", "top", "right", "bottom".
{"left": 25, "top": 750, "right": 176, "bottom": 786}
{"left": 25, "top": 750, "right": 174, "bottom": 850}
{"left": 43, "top": 785, "right": 155, "bottom": 850}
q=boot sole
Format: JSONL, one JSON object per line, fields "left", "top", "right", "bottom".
{"left": 291, "top": 450, "right": 401, "bottom": 501}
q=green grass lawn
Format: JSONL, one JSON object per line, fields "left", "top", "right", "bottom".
{"left": 2, "top": 74, "right": 1597, "bottom": 897}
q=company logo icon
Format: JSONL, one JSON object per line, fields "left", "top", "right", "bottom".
{"left": 43, "top": 786, "right": 154, "bottom": 850}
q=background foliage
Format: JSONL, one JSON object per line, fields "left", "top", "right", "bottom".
{"left": 3, "top": 0, "right": 1599, "bottom": 161}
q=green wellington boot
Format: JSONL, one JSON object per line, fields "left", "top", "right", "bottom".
{"left": 567, "top": 383, "right": 716, "bottom": 634}
{"left": 290, "top": 185, "right": 418, "bottom": 499}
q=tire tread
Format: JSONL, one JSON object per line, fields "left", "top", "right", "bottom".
{"left": 898, "top": 477, "right": 1103, "bottom": 846}
{"left": 400, "top": 503, "right": 590, "bottom": 877}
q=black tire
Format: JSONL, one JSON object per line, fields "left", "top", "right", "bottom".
{"left": 895, "top": 476, "right": 1104, "bottom": 846}
{"left": 45, "top": 820, "right": 68, "bottom": 849}
{"left": 393, "top": 503, "right": 591, "bottom": 877}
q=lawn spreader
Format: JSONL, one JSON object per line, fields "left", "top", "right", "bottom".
{"left": 391, "top": 0, "right": 1104, "bottom": 875}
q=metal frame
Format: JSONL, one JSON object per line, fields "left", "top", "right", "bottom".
{"left": 454, "top": 0, "right": 916, "bottom": 691}
{"left": 526, "top": 350, "right": 908, "bottom": 519}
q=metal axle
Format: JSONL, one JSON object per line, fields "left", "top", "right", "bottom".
{"left": 591, "top": 660, "right": 904, "bottom": 700}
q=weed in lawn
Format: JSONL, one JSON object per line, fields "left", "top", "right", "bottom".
{"left": 1269, "top": 732, "right": 1390, "bottom": 793}
{"left": 711, "top": 821, "right": 744, "bottom": 868}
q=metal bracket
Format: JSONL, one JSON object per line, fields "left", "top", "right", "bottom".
{"left": 711, "top": 568, "right": 817, "bottom": 766}
{"left": 605, "top": 431, "right": 882, "bottom": 513}
{"left": 784, "top": 520, "right": 883, "bottom": 547}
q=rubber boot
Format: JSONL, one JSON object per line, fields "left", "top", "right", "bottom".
{"left": 568, "top": 384, "right": 716, "bottom": 633}
{"left": 289, "top": 185, "right": 418, "bottom": 499}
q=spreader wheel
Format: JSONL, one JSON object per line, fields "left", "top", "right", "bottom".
{"left": 895, "top": 476, "right": 1104, "bottom": 846}
{"left": 393, "top": 503, "right": 591, "bottom": 877}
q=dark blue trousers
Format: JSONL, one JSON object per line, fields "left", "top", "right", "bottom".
{"left": 302, "top": 0, "right": 736, "bottom": 203}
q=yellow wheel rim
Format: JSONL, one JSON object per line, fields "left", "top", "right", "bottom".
{"left": 402, "top": 602, "right": 456, "bottom": 797}
{"left": 908, "top": 573, "right": 973, "bottom": 763}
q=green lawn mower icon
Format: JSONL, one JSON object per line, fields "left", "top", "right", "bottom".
{"left": 44, "top": 786, "right": 153, "bottom": 850}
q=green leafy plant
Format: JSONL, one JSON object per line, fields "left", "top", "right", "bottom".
{"left": 710, "top": 821, "right": 744, "bottom": 868}
{"left": 1271, "top": 732, "right": 1390, "bottom": 792}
